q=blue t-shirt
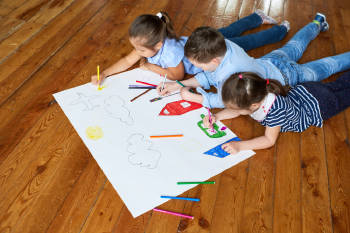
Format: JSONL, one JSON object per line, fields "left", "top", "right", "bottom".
{"left": 194, "top": 39, "right": 284, "bottom": 108}
{"left": 260, "top": 86, "right": 323, "bottom": 132}
{"left": 146, "top": 37, "right": 202, "bottom": 75}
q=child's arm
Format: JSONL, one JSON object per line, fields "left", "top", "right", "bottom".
{"left": 222, "top": 126, "right": 281, "bottom": 154}
{"left": 91, "top": 50, "right": 141, "bottom": 85}
{"left": 140, "top": 59, "right": 185, "bottom": 81}
{"left": 202, "top": 109, "right": 241, "bottom": 128}
{"left": 157, "top": 77, "right": 201, "bottom": 95}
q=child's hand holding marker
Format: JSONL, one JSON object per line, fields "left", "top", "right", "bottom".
{"left": 91, "top": 70, "right": 106, "bottom": 86}
{"left": 156, "top": 82, "right": 180, "bottom": 96}
{"left": 203, "top": 114, "right": 217, "bottom": 128}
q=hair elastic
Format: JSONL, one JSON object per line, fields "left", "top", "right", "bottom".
{"left": 156, "top": 12, "right": 162, "bottom": 18}
{"left": 238, "top": 74, "right": 243, "bottom": 79}
{"left": 266, "top": 79, "right": 270, "bottom": 85}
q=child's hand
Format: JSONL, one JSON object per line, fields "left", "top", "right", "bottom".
{"left": 222, "top": 141, "right": 240, "bottom": 155}
{"left": 203, "top": 114, "right": 216, "bottom": 128}
{"left": 91, "top": 72, "right": 106, "bottom": 85}
{"left": 157, "top": 82, "right": 181, "bottom": 96}
{"left": 180, "top": 86, "right": 193, "bottom": 100}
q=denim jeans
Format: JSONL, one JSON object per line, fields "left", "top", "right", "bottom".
{"left": 302, "top": 71, "right": 350, "bottom": 120}
{"left": 218, "top": 13, "right": 288, "bottom": 51}
{"left": 262, "top": 23, "right": 350, "bottom": 85}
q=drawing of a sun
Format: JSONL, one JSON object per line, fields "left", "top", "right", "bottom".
{"left": 86, "top": 126, "right": 104, "bottom": 140}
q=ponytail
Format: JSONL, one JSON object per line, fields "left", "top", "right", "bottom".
{"left": 222, "top": 72, "right": 290, "bottom": 109}
{"left": 128, "top": 11, "right": 178, "bottom": 49}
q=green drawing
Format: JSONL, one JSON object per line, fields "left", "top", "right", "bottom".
{"left": 197, "top": 114, "right": 226, "bottom": 138}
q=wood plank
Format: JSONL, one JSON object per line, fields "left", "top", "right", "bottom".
{"left": 0, "top": 0, "right": 107, "bottom": 101}
{"left": 79, "top": 182, "right": 125, "bottom": 233}
{"left": 45, "top": 160, "right": 107, "bottom": 233}
{"left": 209, "top": 116, "right": 254, "bottom": 233}
{"left": 273, "top": 132, "right": 302, "bottom": 233}
{"left": 0, "top": 0, "right": 47, "bottom": 42}
{"left": 0, "top": 0, "right": 76, "bottom": 63}
{"left": 325, "top": 0, "right": 350, "bottom": 232}
{"left": 0, "top": 0, "right": 126, "bottom": 203}
{"left": 0, "top": 106, "right": 85, "bottom": 232}
{"left": 0, "top": 0, "right": 110, "bottom": 164}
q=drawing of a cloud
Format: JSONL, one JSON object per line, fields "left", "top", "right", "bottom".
{"left": 126, "top": 134, "right": 161, "bottom": 169}
{"left": 104, "top": 95, "right": 134, "bottom": 125}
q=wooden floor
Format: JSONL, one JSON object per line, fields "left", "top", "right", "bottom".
{"left": 0, "top": 0, "right": 350, "bottom": 232}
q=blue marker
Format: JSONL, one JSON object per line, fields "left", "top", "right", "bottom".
{"left": 160, "top": 195, "right": 200, "bottom": 202}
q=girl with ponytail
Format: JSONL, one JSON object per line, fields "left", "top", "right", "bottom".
{"left": 91, "top": 10, "right": 288, "bottom": 84}
{"left": 203, "top": 72, "right": 350, "bottom": 155}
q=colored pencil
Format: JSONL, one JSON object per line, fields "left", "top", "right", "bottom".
{"left": 153, "top": 208, "right": 194, "bottom": 219}
{"left": 176, "top": 80, "right": 195, "bottom": 93}
{"left": 160, "top": 196, "right": 200, "bottom": 202}
{"left": 177, "top": 181, "right": 215, "bottom": 185}
{"left": 149, "top": 91, "right": 180, "bottom": 102}
{"left": 150, "top": 134, "right": 183, "bottom": 138}
{"left": 97, "top": 65, "right": 100, "bottom": 90}
{"left": 128, "top": 86, "right": 156, "bottom": 89}
{"left": 130, "top": 89, "right": 151, "bottom": 102}
{"left": 176, "top": 80, "right": 185, "bottom": 87}
{"left": 161, "top": 74, "right": 167, "bottom": 91}
{"left": 207, "top": 108, "right": 214, "bottom": 132}
{"left": 136, "top": 80, "right": 157, "bottom": 87}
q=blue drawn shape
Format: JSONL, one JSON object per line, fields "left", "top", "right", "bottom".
{"left": 204, "top": 137, "right": 241, "bottom": 158}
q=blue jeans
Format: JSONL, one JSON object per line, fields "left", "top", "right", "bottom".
{"left": 262, "top": 23, "right": 350, "bottom": 85}
{"left": 218, "top": 13, "right": 288, "bottom": 51}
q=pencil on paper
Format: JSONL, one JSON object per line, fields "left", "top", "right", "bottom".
{"left": 149, "top": 134, "right": 183, "bottom": 138}
{"left": 97, "top": 65, "right": 100, "bottom": 90}
{"left": 153, "top": 208, "right": 194, "bottom": 219}
{"left": 161, "top": 74, "right": 167, "bottom": 91}
{"left": 136, "top": 80, "right": 157, "bottom": 87}
{"left": 130, "top": 89, "right": 151, "bottom": 102}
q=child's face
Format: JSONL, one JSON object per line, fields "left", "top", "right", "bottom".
{"left": 189, "top": 58, "right": 219, "bottom": 72}
{"left": 129, "top": 37, "right": 161, "bottom": 58}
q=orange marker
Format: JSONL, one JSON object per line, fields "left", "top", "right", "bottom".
{"left": 150, "top": 134, "right": 183, "bottom": 139}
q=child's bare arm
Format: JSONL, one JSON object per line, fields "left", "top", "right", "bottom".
{"left": 203, "top": 109, "right": 240, "bottom": 128}
{"left": 140, "top": 59, "right": 185, "bottom": 80}
{"left": 157, "top": 77, "right": 201, "bottom": 96}
{"left": 222, "top": 126, "right": 281, "bottom": 154}
{"left": 91, "top": 50, "right": 141, "bottom": 85}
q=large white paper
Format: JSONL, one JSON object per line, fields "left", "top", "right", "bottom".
{"left": 53, "top": 68, "right": 255, "bottom": 217}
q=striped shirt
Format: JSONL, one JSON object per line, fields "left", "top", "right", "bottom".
{"left": 260, "top": 86, "right": 323, "bottom": 132}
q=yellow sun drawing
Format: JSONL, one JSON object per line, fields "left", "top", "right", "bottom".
{"left": 86, "top": 126, "right": 103, "bottom": 140}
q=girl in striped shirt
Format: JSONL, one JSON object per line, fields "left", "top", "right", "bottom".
{"left": 203, "top": 72, "right": 350, "bottom": 155}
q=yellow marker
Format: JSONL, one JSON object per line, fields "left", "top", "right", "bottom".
{"left": 97, "top": 65, "right": 101, "bottom": 90}
{"left": 86, "top": 126, "right": 103, "bottom": 140}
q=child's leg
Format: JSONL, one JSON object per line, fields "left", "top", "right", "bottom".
{"left": 302, "top": 72, "right": 350, "bottom": 120}
{"left": 291, "top": 51, "right": 350, "bottom": 84}
{"left": 262, "top": 22, "right": 320, "bottom": 62}
{"left": 218, "top": 13, "right": 262, "bottom": 38}
{"left": 228, "top": 24, "right": 288, "bottom": 51}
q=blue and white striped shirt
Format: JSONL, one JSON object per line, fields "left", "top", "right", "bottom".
{"left": 260, "top": 86, "right": 323, "bottom": 132}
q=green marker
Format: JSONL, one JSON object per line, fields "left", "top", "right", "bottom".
{"left": 177, "top": 181, "right": 215, "bottom": 185}
{"left": 176, "top": 80, "right": 185, "bottom": 87}
{"left": 176, "top": 80, "right": 195, "bottom": 93}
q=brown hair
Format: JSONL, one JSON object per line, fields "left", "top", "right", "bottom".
{"left": 184, "top": 26, "right": 227, "bottom": 63}
{"left": 128, "top": 12, "right": 178, "bottom": 49}
{"left": 222, "top": 72, "right": 290, "bottom": 109}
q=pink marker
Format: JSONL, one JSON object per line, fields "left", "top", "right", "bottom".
{"left": 153, "top": 208, "right": 194, "bottom": 219}
{"left": 207, "top": 108, "right": 214, "bottom": 132}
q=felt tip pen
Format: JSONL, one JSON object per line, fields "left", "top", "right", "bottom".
{"left": 177, "top": 181, "right": 215, "bottom": 185}
{"left": 160, "top": 196, "right": 200, "bottom": 202}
